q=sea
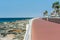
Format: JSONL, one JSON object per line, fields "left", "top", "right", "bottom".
{"left": 0, "top": 18, "right": 32, "bottom": 22}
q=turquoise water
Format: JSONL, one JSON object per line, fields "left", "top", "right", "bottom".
{"left": 0, "top": 18, "right": 32, "bottom": 22}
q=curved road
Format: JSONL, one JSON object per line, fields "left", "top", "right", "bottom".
{"left": 32, "top": 18, "right": 60, "bottom": 40}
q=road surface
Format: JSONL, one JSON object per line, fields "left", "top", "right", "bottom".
{"left": 32, "top": 18, "right": 60, "bottom": 40}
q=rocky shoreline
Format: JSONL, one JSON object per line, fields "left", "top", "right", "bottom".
{"left": 0, "top": 19, "right": 29, "bottom": 40}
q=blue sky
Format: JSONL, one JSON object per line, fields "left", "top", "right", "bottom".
{"left": 0, "top": 0, "right": 59, "bottom": 18}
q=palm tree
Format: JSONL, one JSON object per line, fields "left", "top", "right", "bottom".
{"left": 43, "top": 10, "right": 48, "bottom": 16}
{"left": 52, "top": 1, "right": 60, "bottom": 17}
{"left": 43, "top": 10, "right": 48, "bottom": 21}
{"left": 52, "top": 1, "right": 59, "bottom": 9}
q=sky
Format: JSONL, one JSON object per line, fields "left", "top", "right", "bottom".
{"left": 0, "top": 0, "right": 60, "bottom": 18}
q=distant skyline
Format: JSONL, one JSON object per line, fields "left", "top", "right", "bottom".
{"left": 0, "top": 0, "right": 60, "bottom": 18}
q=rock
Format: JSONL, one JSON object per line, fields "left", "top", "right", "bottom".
{"left": 0, "top": 20, "right": 29, "bottom": 40}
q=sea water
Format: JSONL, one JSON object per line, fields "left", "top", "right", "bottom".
{"left": 0, "top": 18, "right": 32, "bottom": 22}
